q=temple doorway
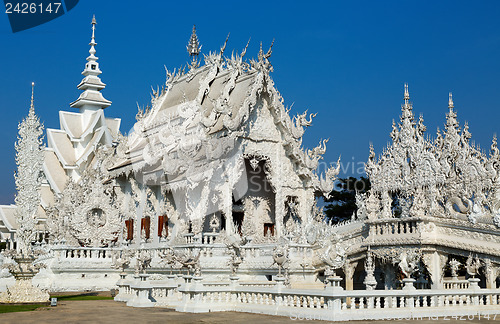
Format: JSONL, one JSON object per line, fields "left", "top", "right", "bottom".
{"left": 233, "top": 211, "right": 244, "bottom": 235}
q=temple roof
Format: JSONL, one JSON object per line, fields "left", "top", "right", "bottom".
{"left": 44, "top": 16, "right": 121, "bottom": 187}
{"left": 70, "top": 16, "right": 111, "bottom": 110}
{"left": 110, "top": 37, "right": 339, "bottom": 197}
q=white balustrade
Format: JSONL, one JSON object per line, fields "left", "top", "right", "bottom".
{"left": 54, "top": 247, "right": 115, "bottom": 260}
{"left": 117, "top": 278, "right": 500, "bottom": 321}
{"left": 443, "top": 279, "right": 470, "bottom": 289}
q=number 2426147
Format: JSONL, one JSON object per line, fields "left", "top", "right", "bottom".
{"left": 5, "top": 2, "right": 61, "bottom": 14}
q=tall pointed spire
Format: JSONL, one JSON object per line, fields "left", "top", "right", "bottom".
{"left": 404, "top": 83, "right": 410, "bottom": 103}
{"left": 445, "top": 91, "right": 459, "bottom": 133}
{"left": 187, "top": 25, "right": 201, "bottom": 61}
{"left": 70, "top": 15, "right": 111, "bottom": 110}
{"left": 401, "top": 83, "right": 413, "bottom": 120}
{"left": 30, "top": 82, "right": 34, "bottom": 112}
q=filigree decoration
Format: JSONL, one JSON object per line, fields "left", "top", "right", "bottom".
{"left": 366, "top": 86, "right": 500, "bottom": 227}
{"left": 135, "top": 249, "right": 152, "bottom": 274}
{"left": 14, "top": 94, "right": 44, "bottom": 255}
{"left": 71, "top": 176, "right": 120, "bottom": 247}
{"left": 111, "top": 249, "right": 134, "bottom": 272}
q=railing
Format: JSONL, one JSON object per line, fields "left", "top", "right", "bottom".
{"left": 201, "top": 233, "right": 219, "bottom": 245}
{"left": 370, "top": 219, "right": 419, "bottom": 236}
{"left": 183, "top": 233, "right": 195, "bottom": 244}
{"left": 238, "top": 281, "right": 277, "bottom": 288}
{"left": 443, "top": 278, "right": 470, "bottom": 289}
{"left": 119, "top": 276, "right": 500, "bottom": 321}
{"left": 53, "top": 247, "right": 115, "bottom": 260}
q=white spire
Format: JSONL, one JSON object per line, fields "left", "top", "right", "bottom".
{"left": 187, "top": 25, "right": 201, "bottom": 60}
{"left": 30, "top": 82, "right": 34, "bottom": 112}
{"left": 448, "top": 92, "right": 454, "bottom": 110}
{"left": 404, "top": 83, "right": 410, "bottom": 103}
{"left": 70, "top": 15, "right": 111, "bottom": 110}
{"left": 400, "top": 83, "right": 413, "bottom": 119}
{"left": 88, "top": 15, "right": 97, "bottom": 60}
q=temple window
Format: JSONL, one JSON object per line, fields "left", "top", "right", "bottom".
{"left": 264, "top": 223, "right": 275, "bottom": 236}
{"left": 141, "top": 217, "right": 151, "bottom": 239}
{"left": 158, "top": 215, "right": 168, "bottom": 237}
{"left": 125, "top": 219, "right": 134, "bottom": 241}
{"left": 233, "top": 212, "right": 244, "bottom": 236}
{"left": 220, "top": 213, "right": 226, "bottom": 231}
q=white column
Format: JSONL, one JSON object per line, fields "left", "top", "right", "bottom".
{"left": 275, "top": 190, "right": 284, "bottom": 237}
{"left": 429, "top": 251, "right": 444, "bottom": 289}
{"left": 152, "top": 186, "right": 161, "bottom": 246}
{"left": 225, "top": 184, "right": 234, "bottom": 235}
{"left": 136, "top": 184, "right": 145, "bottom": 247}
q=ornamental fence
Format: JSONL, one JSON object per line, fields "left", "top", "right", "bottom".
{"left": 117, "top": 276, "right": 500, "bottom": 321}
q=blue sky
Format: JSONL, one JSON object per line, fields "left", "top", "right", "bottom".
{"left": 1, "top": 1, "right": 500, "bottom": 204}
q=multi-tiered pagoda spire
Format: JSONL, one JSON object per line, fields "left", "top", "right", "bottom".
{"left": 70, "top": 15, "right": 111, "bottom": 110}
{"left": 187, "top": 25, "right": 201, "bottom": 61}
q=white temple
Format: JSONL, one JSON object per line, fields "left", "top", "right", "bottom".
{"left": 1, "top": 17, "right": 500, "bottom": 320}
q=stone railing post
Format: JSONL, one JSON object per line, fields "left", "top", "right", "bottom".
{"left": 114, "top": 272, "right": 130, "bottom": 302}
{"left": 126, "top": 274, "right": 154, "bottom": 307}
{"left": 468, "top": 278, "right": 480, "bottom": 305}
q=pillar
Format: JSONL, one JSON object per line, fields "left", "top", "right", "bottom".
{"left": 136, "top": 184, "right": 145, "bottom": 247}
{"left": 344, "top": 261, "right": 358, "bottom": 291}
{"left": 382, "top": 263, "right": 396, "bottom": 290}
{"left": 225, "top": 184, "right": 234, "bottom": 235}
{"left": 275, "top": 190, "right": 284, "bottom": 238}
{"left": 484, "top": 259, "right": 498, "bottom": 289}
{"left": 151, "top": 186, "right": 160, "bottom": 245}
{"left": 426, "top": 251, "right": 447, "bottom": 289}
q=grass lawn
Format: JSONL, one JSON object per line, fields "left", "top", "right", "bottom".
{"left": 0, "top": 304, "right": 47, "bottom": 313}
{"left": 0, "top": 293, "right": 113, "bottom": 313}
{"left": 50, "top": 294, "right": 114, "bottom": 301}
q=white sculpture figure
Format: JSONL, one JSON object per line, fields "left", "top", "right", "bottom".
{"left": 227, "top": 248, "right": 242, "bottom": 277}
{"left": 363, "top": 251, "right": 377, "bottom": 290}
{"left": 398, "top": 250, "right": 420, "bottom": 279}
{"left": 355, "top": 191, "right": 368, "bottom": 220}
{"left": 112, "top": 249, "right": 134, "bottom": 273}
{"left": 157, "top": 248, "right": 179, "bottom": 275}
{"left": 177, "top": 250, "right": 201, "bottom": 276}
{"left": 209, "top": 214, "right": 220, "bottom": 233}
{"left": 449, "top": 258, "right": 461, "bottom": 279}
{"left": 135, "top": 250, "right": 152, "bottom": 275}
{"left": 273, "top": 245, "right": 288, "bottom": 277}
{"left": 466, "top": 254, "right": 482, "bottom": 278}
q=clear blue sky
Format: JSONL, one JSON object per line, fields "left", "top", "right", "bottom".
{"left": 1, "top": 1, "right": 500, "bottom": 204}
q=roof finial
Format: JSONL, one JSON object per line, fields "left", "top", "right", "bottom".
{"left": 220, "top": 33, "right": 230, "bottom": 55}
{"left": 69, "top": 15, "right": 111, "bottom": 110}
{"left": 89, "top": 15, "right": 97, "bottom": 58}
{"left": 448, "top": 92, "right": 454, "bottom": 110}
{"left": 187, "top": 25, "right": 201, "bottom": 61}
{"left": 404, "top": 83, "right": 410, "bottom": 103}
{"left": 30, "top": 82, "right": 35, "bottom": 110}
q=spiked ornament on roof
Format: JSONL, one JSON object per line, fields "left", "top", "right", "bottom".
{"left": 187, "top": 25, "right": 201, "bottom": 60}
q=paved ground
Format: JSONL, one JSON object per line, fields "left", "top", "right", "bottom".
{"left": 1, "top": 300, "right": 499, "bottom": 324}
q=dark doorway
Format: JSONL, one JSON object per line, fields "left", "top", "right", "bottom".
{"left": 233, "top": 211, "right": 244, "bottom": 235}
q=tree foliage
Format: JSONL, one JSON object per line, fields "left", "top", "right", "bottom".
{"left": 324, "top": 177, "right": 371, "bottom": 223}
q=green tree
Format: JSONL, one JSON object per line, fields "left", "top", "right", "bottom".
{"left": 324, "top": 177, "right": 371, "bottom": 224}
